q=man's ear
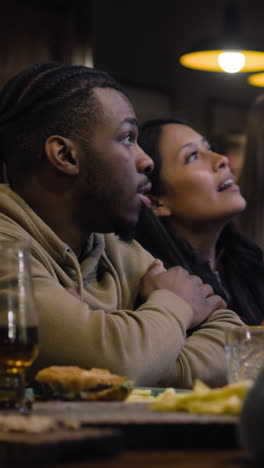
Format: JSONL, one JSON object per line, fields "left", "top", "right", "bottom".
{"left": 150, "top": 196, "right": 172, "bottom": 217}
{"left": 44, "top": 136, "right": 79, "bottom": 176}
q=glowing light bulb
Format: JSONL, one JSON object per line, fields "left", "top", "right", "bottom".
{"left": 218, "top": 51, "right": 246, "bottom": 73}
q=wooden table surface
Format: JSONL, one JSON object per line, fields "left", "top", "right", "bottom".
{"left": 0, "top": 401, "right": 258, "bottom": 466}
{"left": 46, "top": 449, "right": 256, "bottom": 468}
{"left": 33, "top": 400, "right": 239, "bottom": 449}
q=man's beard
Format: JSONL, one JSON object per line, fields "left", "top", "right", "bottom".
{"left": 112, "top": 216, "right": 137, "bottom": 243}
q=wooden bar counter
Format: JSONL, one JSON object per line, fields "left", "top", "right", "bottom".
{"left": 46, "top": 449, "right": 253, "bottom": 468}
{"left": 0, "top": 401, "right": 257, "bottom": 466}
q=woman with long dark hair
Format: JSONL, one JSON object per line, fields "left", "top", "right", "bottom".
{"left": 135, "top": 118, "right": 264, "bottom": 325}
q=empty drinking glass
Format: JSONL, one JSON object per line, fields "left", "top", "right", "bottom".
{"left": 225, "top": 326, "right": 264, "bottom": 384}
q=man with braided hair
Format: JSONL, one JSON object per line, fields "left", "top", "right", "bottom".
{"left": 0, "top": 63, "right": 243, "bottom": 388}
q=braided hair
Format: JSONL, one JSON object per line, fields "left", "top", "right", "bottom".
{"left": 135, "top": 118, "right": 264, "bottom": 325}
{"left": 0, "top": 62, "right": 125, "bottom": 187}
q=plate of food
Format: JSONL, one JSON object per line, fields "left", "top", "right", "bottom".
{"left": 28, "top": 366, "right": 250, "bottom": 450}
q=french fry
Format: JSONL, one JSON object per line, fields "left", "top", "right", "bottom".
{"left": 151, "top": 379, "right": 252, "bottom": 414}
{"left": 126, "top": 388, "right": 155, "bottom": 402}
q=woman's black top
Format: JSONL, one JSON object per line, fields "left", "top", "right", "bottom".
{"left": 135, "top": 208, "right": 264, "bottom": 325}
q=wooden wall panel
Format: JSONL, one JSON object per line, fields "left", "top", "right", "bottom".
{"left": 0, "top": 0, "right": 92, "bottom": 86}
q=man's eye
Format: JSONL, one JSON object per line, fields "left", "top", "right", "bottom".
{"left": 185, "top": 152, "right": 198, "bottom": 164}
{"left": 123, "top": 133, "right": 132, "bottom": 143}
{"left": 122, "top": 131, "right": 138, "bottom": 145}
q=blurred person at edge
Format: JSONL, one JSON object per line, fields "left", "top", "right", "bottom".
{"left": 0, "top": 63, "right": 243, "bottom": 389}
{"left": 237, "top": 94, "right": 264, "bottom": 252}
{"left": 135, "top": 118, "right": 264, "bottom": 326}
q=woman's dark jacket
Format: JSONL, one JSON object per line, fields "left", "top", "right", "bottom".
{"left": 135, "top": 208, "right": 264, "bottom": 325}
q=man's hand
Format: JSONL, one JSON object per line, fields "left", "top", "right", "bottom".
{"left": 140, "top": 261, "right": 227, "bottom": 328}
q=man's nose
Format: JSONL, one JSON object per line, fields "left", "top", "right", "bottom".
{"left": 136, "top": 147, "right": 154, "bottom": 174}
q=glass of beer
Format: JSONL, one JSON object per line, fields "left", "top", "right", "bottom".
{"left": 0, "top": 239, "right": 38, "bottom": 410}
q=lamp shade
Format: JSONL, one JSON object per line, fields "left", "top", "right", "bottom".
{"left": 179, "top": 1, "right": 264, "bottom": 73}
{"left": 248, "top": 73, "right": 264, "bottom": 87}
{"left": 180, "top": 50, "right": 264, "bottom": 73}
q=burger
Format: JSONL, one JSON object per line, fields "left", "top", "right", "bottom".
{"left": 33, "top": 366, "right": 133, "bottom": 401}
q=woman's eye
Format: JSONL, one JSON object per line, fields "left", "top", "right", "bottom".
{"left": 185, "top": 151, "right": 198, "bottom": 164}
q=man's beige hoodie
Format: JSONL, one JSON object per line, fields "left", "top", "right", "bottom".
{"left": 0, "top": 184, "right": 243, "bottom": 388}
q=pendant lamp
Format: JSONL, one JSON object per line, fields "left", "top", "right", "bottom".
{"left": 179, "top": 0, "right": 264, "bottom": 73}
{"left": 248, "top": 73, "right": 264, "bottom": 87}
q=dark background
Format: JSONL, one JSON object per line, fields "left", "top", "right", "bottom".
{"left": 1, "top": 0, "right": 264, "bottom": 138}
